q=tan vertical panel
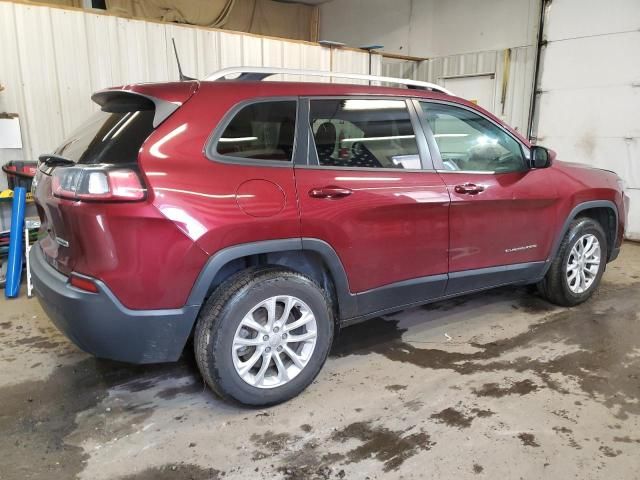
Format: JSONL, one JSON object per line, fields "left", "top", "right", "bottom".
{"left": 261, "top": 38, "right": 284, "bottom": 81}
{"left": 242, "top": 35, "right": 263, "bottom": 67}
{"left": 196, "top": 29, "right": 222, "bottom": 79}
{"left": 116, "top": 17, "right": 152, "bottom": 83}
{"left": 0, "top": 1, "right": 26, "bottom": 187}
{"left": 144, "top": 21, "right": 169, "bottom": 82}
{"left": 331, "top": 49, "right": 368, "bottom": 84}
{"left": 49, "top": 8, "right": 93, "bottom": 135}
{"left": 84, "top": 12, "right": 122, "bottom": 95}
{"left": 0, "top": 2, "right": 29, "bottom": 157}
{"left": 164, "top": 24, "right": 197, "bottom": 82}
{"left": 13, "top": 4, "right": 65, "bottom": 156}
{"left": 218, "top": 30, "right": 243, "bottom": 69}
{"left": 282, "top": 42, "right": 303, "bottom": 82}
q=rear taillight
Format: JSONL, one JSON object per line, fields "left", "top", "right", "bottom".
{"left": 52, "top": 166, "right": 145, "bottom": 202}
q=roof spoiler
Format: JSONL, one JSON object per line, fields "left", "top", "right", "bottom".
{"left": 91, "top": 90, "right": 181, "bottom": 128}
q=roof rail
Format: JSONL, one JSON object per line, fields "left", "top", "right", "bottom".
{"left": 203, "top": 67, "right": 453, "bottom": 95}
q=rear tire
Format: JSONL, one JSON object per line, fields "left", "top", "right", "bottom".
{"left": 538, "top": 217, "right": 607, "bottom": 307}
{"left": 194, "top": 267, "right": 334, "bottom": 406}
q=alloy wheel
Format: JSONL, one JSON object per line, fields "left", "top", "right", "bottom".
{"left": 566, "top": 233, "right": 601, "bottom": 294}
{"left": 231, "top": 295, "right": 318, "bottom": 389}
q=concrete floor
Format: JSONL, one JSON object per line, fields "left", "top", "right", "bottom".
{"left": 1, "top": 244, "right": 640, "bottom": 480}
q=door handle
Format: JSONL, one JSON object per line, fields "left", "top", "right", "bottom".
{"left": 308, "top": 186, "right": 353, "bottom": 199}
{"left": 454, "top": 183, "right": 485, "bottom": 195}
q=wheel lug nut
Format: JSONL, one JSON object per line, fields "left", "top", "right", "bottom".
{"left": 273, "top": 326, "right": 280, "bottom": 333}
{"left": 265, "top": 347, "right": 271, "bottom": 353}
{"left": 277, "top": 346, "right": 283, "bottom": 352}
{"left": 282, "top": 333, "right": 287, "bottom": 340}
{"left": 263, "top": 335, "right": 269, "bottom": 341}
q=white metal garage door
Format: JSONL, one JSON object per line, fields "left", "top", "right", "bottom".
{"left": 534, "top": 0, "right": 640, "bottom": 240}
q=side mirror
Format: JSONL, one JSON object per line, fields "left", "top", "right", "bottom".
{"left": 530, "top": 146, "right": 551, "bottom": 169}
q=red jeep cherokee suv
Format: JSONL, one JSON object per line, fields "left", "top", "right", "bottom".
{"left": 31, "top": 68, "right": 628, "bottom": 405}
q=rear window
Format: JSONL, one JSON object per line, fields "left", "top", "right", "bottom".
{"left": 54, "top": 109, "right": 155, "bottom": 165}
{"left": 215, "top": 101, "right": 297, "bottom": 162}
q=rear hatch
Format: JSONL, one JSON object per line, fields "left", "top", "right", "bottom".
{"left": 34, "top": 82, "right": 197, "bottom": 275}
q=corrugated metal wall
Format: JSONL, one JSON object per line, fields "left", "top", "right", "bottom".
{"left": 0, "top": 1, "right": 378, "bottom": 189}
{"left": 381, "top": 46, "right": 537, "bottom": 135}
{"left": 533, "top": 0, "right": 639, "bottom": 239}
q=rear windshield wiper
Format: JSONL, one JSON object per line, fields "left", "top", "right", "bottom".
{"left": 38, "top": 154, "right": 75, "bottom": 166}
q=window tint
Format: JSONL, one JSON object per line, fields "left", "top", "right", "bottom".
{"left": 55, "top": 109, "right": 155, "bottom": 165}
{"left": 310, "top": 99, "right": 420, "bottom": 170}
{"left": 216, "top": 101, "right": 297, "bottom": 161}
{"left": 421, "top": 102, "right": 525, "bottom": 173}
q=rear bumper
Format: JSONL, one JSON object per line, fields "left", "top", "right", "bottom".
{"left": 30, "top": 245, "right": 199, "bottom": 363}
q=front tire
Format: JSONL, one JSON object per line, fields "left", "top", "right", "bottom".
{"left": 538, "top": 217, "right": 607, "bottom": 306}
{"left": 194, "top": 267, "right": 334, "bottom": 406}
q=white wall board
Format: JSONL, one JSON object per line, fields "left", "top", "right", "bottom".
{"left": 0, "top": 118, "right": 22, "bottom": 149}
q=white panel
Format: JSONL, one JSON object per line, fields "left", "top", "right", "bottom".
{"left": 302, "top": 45, "right": 331, "bottom": 75}
{"left": 13, "top": 5, "right": 64, "bottom": 156}
{"left": 501, "top": 46, "right": 536, "bottom": 133}
{"left": 262, "top": 38, "right": 284, "bottom": 67}
{"left": 540, "top": 32, "right": 640, "bottom": 90}
{"left": 424, "top": 0, "right": 539, "bottom": 57}
{"left": 538, "top": 135, "right": 640, "bottom": 189}
{"left": 219, "top": 31, "right": 244, "bottom": 69}
{"left": 165, "top": 24, "right": 197, "bottom": 82}
{"left": 545, "top": 0, "right": 640, "bottom": 41}
{"left": 319, "top": 0, "right": 411, "bottom": 53}
{"left": 320, "top": 0, "right": 539, "bottom": 58}
{"left": 537, "top": 87, "right": 640, "bottom": 140}
{"left": 261, "top": 38, "right": 286, "bottom": 81}
{"left": 50, "top": 8, "right": 93, "bottom": 135}
{"left": 0, "top": 1, "right": 29, "bottom": 160}
{"left": 85, "top": 13, "right": 122, "bottom": 93}
{"left": 119, "top": 18, "right": 154, "bottom": 83}
{"left": 0, "top": 150, "right": 23, "bottom": 190}
{"left": 195, "top": 29, "right": 222, "bottom": 79}
{"left": 443, "top": 76, "right": 495, "bottom": 111}
{"left": 282, "top": 42, "right": 304, "bottom": 82}
{"left": 144, "top": 22, "right": 169, "bottom": 81}
{"left": 331, "top": 49, "right": 369, "bottom": 84}
{"left": 625, "top": 189, "right": 640, "bottom": 241}
{"left": 242, "top": 35, "right": 263, "bottom": 67}
{"left": 370, "top": 53, "right": 382, "bottom": 76}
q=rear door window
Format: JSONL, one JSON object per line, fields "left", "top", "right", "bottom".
{"left": 215, "top": 101, "right": 297, "bottom": 162}
{"left": 309, "top": 99, "right": 421, "bottom": 170}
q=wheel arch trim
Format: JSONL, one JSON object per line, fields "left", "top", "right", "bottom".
{"left": 186, "top": 238, "right": 357, "bottom": 319}
{"left": 547, "top": 200, "right": 618, "bottom": 269}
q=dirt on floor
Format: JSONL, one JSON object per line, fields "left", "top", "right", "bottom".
{"left": 1, "top": 243, "right": 640, "bottom": 479}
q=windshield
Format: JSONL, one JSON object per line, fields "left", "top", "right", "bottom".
{"left": 54, "top": 109, "right": 155, "bottom": 165}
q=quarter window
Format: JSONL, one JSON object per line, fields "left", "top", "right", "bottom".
{"left": 421, "top": 102, "right": 525, "bottom": 173}
{"left": 216, "top": 101, "right": 297, "bottom": 161}
{"left": 310, "top": 99, "right": 421, "bottom": 170}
